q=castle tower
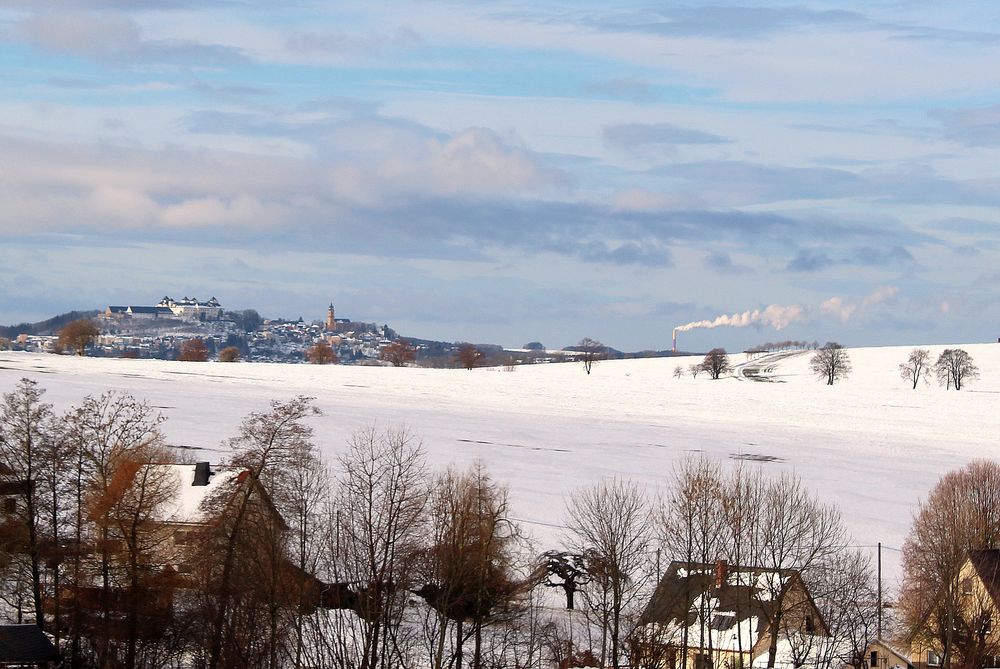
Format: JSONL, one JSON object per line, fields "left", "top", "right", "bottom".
{"left": 326, "top": 303, "right": 336, "bottom": 331}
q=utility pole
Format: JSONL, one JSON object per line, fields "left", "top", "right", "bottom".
{"left": 877, "top": 542, "right": 883, "bottom": 640}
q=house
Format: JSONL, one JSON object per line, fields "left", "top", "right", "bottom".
{"left": 846, "top": 639, "right": 913, "bottom": 669}
{"left": 0, "top": 625, "right": 59, "bottom": 668}
{"left": 909, "top": 550, "right": 1000, "bottom": 669}
{"left": 633, "top": 560, "right": 829, "bottom": 669}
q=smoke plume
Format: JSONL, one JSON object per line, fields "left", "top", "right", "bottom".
{"left": 672, "top": 303, "right": 805, "bottom": 338}
{"left": 672, "top": 286, "right": 898, "bottom": 340}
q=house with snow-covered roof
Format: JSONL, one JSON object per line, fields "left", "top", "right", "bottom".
{"left": 632, "top": 560, "right": 829, "bottom": 669}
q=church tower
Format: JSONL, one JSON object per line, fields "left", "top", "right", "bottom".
{"left": 326, "top": 303, "right": 336, "bottom": 331}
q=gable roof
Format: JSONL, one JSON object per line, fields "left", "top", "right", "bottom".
{"left": 968, "top": 549, "right": 1000, "bottom": 609}
{"left": 0, "top": 625, "right": 59, "bottom": 664}
{"left": 153, "top": 464, "right": 243, "bottom": 525}
{"left": 640, "top": 561, "right": 800, "bottom": 628}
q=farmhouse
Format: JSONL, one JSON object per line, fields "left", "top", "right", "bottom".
{"left": 632, "top": 560, "right": 828, "bottom": 669}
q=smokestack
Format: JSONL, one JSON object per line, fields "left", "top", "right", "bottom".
{"left": 715, "top": 559, "right": 728, "bottom": 589}
{"left": 672, "top": 329, "right": 677, "bottom": 353}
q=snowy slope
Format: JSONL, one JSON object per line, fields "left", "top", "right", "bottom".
{"left": 1, "top": 342, "right": 997, "bottom": 585}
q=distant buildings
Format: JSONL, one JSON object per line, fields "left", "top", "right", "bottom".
{"left": 105, "top": 296, "right": 223, "bottom": 322}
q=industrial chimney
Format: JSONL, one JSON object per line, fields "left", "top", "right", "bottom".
{"left": 672, "top": 329, "right": 678, "bottom": 353}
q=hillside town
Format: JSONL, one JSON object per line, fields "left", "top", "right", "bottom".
{"left": 6, "top": 296, "right": 400, "bottom": 364}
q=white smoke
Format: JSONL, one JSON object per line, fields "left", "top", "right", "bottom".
{"left": 672, "top": 286, "right": 899, "bottom": 340}
{"left": 821, "top": 285, "right": 899, "bottom": 323}
{"left": 673, "top": 303, "right": 805, "bottom": 337}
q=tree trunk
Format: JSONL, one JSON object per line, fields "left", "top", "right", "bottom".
{"left": 767, "top": 606, "right": 784, "bottom": 668}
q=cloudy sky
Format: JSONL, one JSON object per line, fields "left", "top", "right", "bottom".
{"left": 2, "top": 1, "right": 999, "bottom": 351}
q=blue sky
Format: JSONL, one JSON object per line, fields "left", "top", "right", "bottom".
{"left": 2, "top": 1, "right": 999, "bottom": 351}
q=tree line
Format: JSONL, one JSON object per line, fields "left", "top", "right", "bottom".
{"left": 670, "top": 344, "right": 982, "bottom": 389}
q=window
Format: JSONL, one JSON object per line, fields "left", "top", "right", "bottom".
{"left": 711, "top": 614, "right": 737, "bottom": 630}
{"left": 694, "top": 653, "right": 714, "bottom": 669}
{"left": 927, "top": 650, "right": 942, "bottom": 667}
{"left": 963, "top": 578, "right": 974, "bottom": 595}
{"left": 871, "top": 651, "right": 879, "bottom": 668}
{"left": 804, "top": 615, "right": 815, "bottom": 633}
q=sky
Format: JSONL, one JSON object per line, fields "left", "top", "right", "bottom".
{"left": 1, "top": 1, "right": 999, "bottom": 351}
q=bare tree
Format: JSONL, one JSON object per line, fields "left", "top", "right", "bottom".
{"left": 201, "top": 396, "right": 320, "bottom": 669}
{"left": 901, "top": 461, "right": 1000, "bottom": 669}
{"left": 565, "top": 479, "right": 650, "bottom": 668}
{"left": 58, "top": 319, "right": 100, "bottom": 356}
{"left": 90, "top": 441, "right": 177, "bottom": 669}
{"left": 576, "top": 338, "right": 607, "bottom": 375}
{"left": 59, "top": 391, "right": 165, "bottom": 667}
{"left": 755, "top": 473, "right": 847, "bottom": 666}
{"left": 456, "top": 344, "right": 484, "bottom": 371}
{"left": 306, "top": 341, "right": 338, "bottom": 364}
{"left": 810, "top": 342, "right": 852, "bottom": 385}
{"left": 417, "top": 464, "right": 523, "bottom": 669}
{"left": 672, "top": 365, "right": 683, "bottom": 379}
{"left": 658, "top": 456, "right": 726, "bottom": 669}
{"left": 810, "top": 549, "right": 881, "bottom": 669}
{"left": 333, "top": 424, "right": 429, "bottom": 669}
{"left": 934, "top": 349, "right": 979, "bottom": 391}
{"left": 900, "top": 348, "right": 932, "bottom": 389}
{"left": 0, "top": 379, "right": 53, "bottom": 629}
{"left": 380, "top": 341, "right": 416, "bottom": 367}
{"left": 282, "top": 451, "right": 329, "bottom": 669}
{"left": 699, "top": 348, "right": 732, "bottom": 380}
{"left": 688, "top": 364, "right": 702, "bottom": 379}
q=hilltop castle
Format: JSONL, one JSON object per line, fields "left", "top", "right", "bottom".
{"left": 105, "top": 296, "right": 223, "bottom": 322}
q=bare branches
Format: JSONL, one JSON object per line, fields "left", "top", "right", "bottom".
{"left": 566, "top": 478, "right": 650, "bottom": 668}
{"left": 699, "top": 348, "right": 732, "bottom": 380}
{"left": 810, "top": 342, "right": 852, "bottom": 385}
{"left": 575, "top": 338, "right": 607, "bottom": 375}
{"left": 899, "top": 348, "right": 932, "bottom": 389}
{"left": 902, "top": 461, "right": 1000, "bottom": 669}
{"left": 934, "top": 349, "right": 979, "bottom": 391}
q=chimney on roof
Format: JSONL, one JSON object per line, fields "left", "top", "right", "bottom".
{"left": 715, "top": 559, "right": 728, "bottom": 589}
{"left": 193, "top": 462, "right": 212, "bottom": 486}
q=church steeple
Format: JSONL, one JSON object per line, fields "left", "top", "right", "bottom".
{"left": 326, "top": 303, "right": 336, "bottom": 331}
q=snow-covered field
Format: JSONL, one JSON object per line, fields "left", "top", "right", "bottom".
{"left": 2, "top": 342, "right": 998, "bottom": 586}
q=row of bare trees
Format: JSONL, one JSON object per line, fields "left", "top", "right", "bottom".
{"left": 0, "top": 378, "right": 181, "bottom": 668}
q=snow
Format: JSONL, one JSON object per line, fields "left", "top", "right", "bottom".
{"left": 1, "top": 342, "right": 998, "bottom": 587}
{"left": 154, "top": 464, "right": 240, "bottom": 524}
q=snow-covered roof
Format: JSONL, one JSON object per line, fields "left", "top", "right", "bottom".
{"left": 153, "top": 463, "right": 242, "bottom": 525}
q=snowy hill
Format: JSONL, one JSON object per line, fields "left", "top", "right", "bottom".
{"left": 1, "top": 342, "right": 998, "bottom": 585}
